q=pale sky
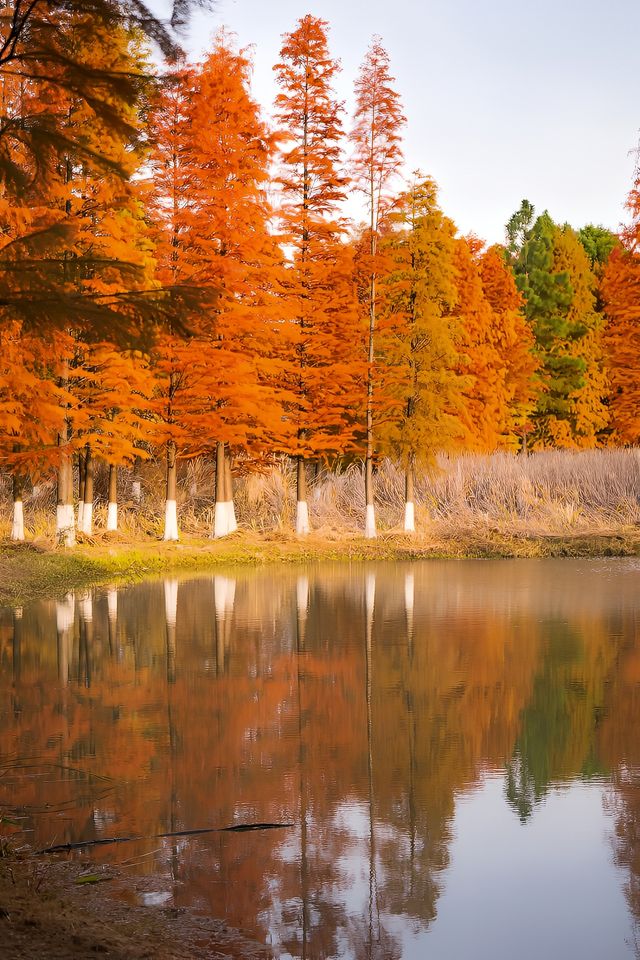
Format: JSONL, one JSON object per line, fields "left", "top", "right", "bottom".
{"left": 171, "top": 0, "right": 639, "bottom": 245}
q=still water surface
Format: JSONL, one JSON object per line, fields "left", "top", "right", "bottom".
{"left": 1, "top": 559, "right": 640, "bottom": 958}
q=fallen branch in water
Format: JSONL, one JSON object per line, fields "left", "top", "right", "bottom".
{"left": 37, "top": 822, "right": 295, "bottom": 854}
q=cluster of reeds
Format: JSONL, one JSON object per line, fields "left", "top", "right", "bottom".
{"left": 1, "top": 448, "right": 639, "bottom": 540}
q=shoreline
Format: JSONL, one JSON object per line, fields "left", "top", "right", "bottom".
{"left": 0, "top": 847, "right": 272, "bottom": 960}
{"left": 2, "top": 526, "right": 639, "bottom": 605}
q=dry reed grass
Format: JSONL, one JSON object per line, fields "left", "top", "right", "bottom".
{"left": 1, "top": 448, "right": 639, "bottom": 541}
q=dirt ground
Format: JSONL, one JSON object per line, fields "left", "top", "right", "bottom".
{"left": 0, "top": 849, "right": 273, "bottom": 960}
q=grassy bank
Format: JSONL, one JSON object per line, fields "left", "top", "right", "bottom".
{"left": 2, "top": 524, "right": 640, "bottom": 606}
{"left": 2, "top": 448, "right": 640, "bottom": 604}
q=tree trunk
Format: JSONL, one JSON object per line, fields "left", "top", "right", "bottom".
{"left": 81, "top": 445, "right": 94, "bottom": 535}
{"left": 163, "top": 442, "right": 179, "bottom": 541}
{"left": 364, "top": 455, "right": 376, "bottom": 539}
{"left": 77, "top": 450, "right": 86, "bottom": 529}
{"left": 296, "top": 455, "right": 310, "bottom": 535}
{"left": 364, "top": 240, "right": 377, "bottom": 540}
{"left": 107, "top": 464, "right": 118, "bottom": 532}
{"left": 131, "top": 455, "right": 142, "bottom": 503}
{"left": 404, "top": 461, "right": 415, "bottom": 533}
{"left": 225, "top": 452, "right": 237, "bottom": 533}
{"left": 213, "top": 442, "right": 229, "bottom": 538}
{"left": 11, "top": 472, "right": 25, "bottom": 542}
{"left": 56, "top": 419, "right": 75, "bottom": 547}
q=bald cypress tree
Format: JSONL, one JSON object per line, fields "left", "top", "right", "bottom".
{"left": 377, "top": 175, "right": 463, "bottom": 531}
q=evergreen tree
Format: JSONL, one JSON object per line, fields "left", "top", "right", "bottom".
{"left": 578, "top": 224, "right": 619, "bottom": 274}
{"left": 505, "top": 204, "right": 587, "bottom": 447}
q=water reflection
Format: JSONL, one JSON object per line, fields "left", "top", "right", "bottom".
{"left": 1, "top": 560, "right": 640, "bottom": 958}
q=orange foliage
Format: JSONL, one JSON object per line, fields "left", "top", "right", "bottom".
{"left": 149, "top": 37, "right": 289, "bottom": 465}
{"left": 478, "top": 245, "right": 539, "bottom": 449}
{"left": 602, "top": 174, "right": 640, "bottom": 444}
{"left": 274, "top": 16, "right": 361, "bottom": 460}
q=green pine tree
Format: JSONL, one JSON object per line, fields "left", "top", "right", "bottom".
{"left": 505, "top": 204, "right": 587, "bottom": 447}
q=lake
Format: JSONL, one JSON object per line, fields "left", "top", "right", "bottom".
{"left": 1, "top": 559, "right": 639, "bottom": 959}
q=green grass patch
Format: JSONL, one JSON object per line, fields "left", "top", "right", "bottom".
{"left": 1, "top": 527, "right": 640, "bottom": 606}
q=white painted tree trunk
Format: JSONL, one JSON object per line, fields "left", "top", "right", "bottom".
{"left": 163, "top": 499, "right": 179, "bottom": 541}
{"left": 107, "top": 502, "right": 118, "bottom": 532}
{"left": 227, "top": 499, "right": 238, "bottom": 533}
{"left": 296, "top": 456, "right": 310, "bottom": 535}
{"left": 107, "top": 465, "right": 118, "bottom": 532}
{"left": 80, "top": 501, "right": 93, "bottom": 536}
{"left": 56, "top": 503, "right": 75, "bottom": 547}
{"left": 11, "top": 500, "right": 24, "bottom": 541}
{"left": 81, "top": 448, "right": 94, "bottom": 536}
{"left": 77, "top": 501, "right": 84, "bottom": 529}
{"left": 404, "top": 500, "right": 415, "bottom": 533}
{"left": 164, "top": 444, "right": 179, "bottom": 541}
{"left": 213, "top": 443, "right": 229, "bottom": 539}
{"left": 213, "top": 500, "right": 229, "bottom": 539}
{"left": 131, "top": 480, "right": 141, "bottom": 503}
{"left": 365, "top": 504, "right": 376, "bottom": 539}
{"left": 296, "top": 500, "right": 310, "bottom": 535}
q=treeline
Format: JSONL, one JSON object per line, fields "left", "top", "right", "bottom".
{"left": 0, "top": 9, "right": 638, "bottom": 544}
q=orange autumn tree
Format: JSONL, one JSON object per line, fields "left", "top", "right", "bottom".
{"left": 453, "top": 236, "right": 505, "bottom": 451}
{"left": 191, "top": 36, "right": 289, "bottom": 538}
{"left": 68, "top": 106, "right": 156, "bottom": 537}
{"left": 477, "top": 246, "right": 539, "bottom": 450}
{"left": 377, "top": 175, "right": 464, "bottom": 531}
{"left": 454, "top": 236, "right": 540, "bottom": 453}
{"left": 0, "top": 324, "right": 72, "bottom": 540}
{"left": 71, "top": 341, "right": 155, "bottom": 533}
{"left": 150, "top": 38, "right": 286, "bottom": 540}
{"left": 0, "top": 9, "right": 154, "bottom": 544}
{"left": 147, "top": 61, "right": 199, "bottom": 541}
{"left": 551, "top": 225, "right": 609, "bottom": 447}
{"left": 351, "top": 37, "right": 405, "bottom": 538}
{"left": 602, "top": 170, "right": 640, "bottom": 443}
{"left": 274, "top": 14, "right": 360, "bottom": 535}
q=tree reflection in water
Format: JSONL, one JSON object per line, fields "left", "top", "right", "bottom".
{"left": 1, "top": 559, "right": 639, "bottom": 958}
